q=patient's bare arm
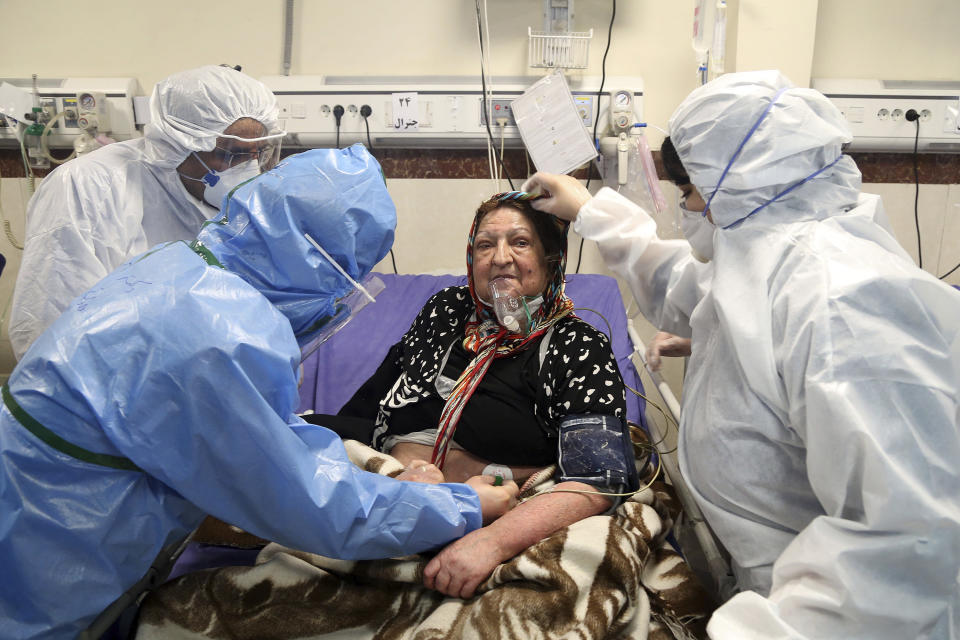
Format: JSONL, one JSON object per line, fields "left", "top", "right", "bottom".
{"left": 423, "top": 481, "right": 611, "bottom": 599}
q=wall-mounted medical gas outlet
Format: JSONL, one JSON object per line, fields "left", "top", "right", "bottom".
{"left": 0, "top": 77, "right": 138, "bottom": 148}
{"left": 609, "top": 89, "right": 635, "bottom": 134}
{"left": 812, "top": 78, "right": 960, "bottom": 152}
{"left": 62, "top": 97, "right": 78, "bottom": 128}
{"left": 260, "top": 75, "right": 643, "bottom": 149}
{"left": 76, "top": 91, "right": 111, "bottom": 131}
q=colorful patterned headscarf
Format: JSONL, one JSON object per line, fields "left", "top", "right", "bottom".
{"left": 431, "top": 192, "right": 575, "bottom": 469}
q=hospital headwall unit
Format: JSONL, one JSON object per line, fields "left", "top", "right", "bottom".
{"left": 259, "top": 75, "right": 644, "bottom": 149}
{"left": 2, "top": 75, "right": 958, "bottom": 153}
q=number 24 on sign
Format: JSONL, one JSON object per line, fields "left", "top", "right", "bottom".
{"left": 392, "top": 92, "right": 419, "bottom": 131}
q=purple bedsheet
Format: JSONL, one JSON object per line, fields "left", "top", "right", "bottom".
{"left": 297, "top": 272, "right": 647, "bottom": 427}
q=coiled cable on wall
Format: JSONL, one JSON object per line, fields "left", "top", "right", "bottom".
{"left": 475, "top": 0, "right": 514, "bottom": 191}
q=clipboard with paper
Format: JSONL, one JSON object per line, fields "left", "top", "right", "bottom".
{"left": 510, "top": 73, "right": 598, "bottom": 176}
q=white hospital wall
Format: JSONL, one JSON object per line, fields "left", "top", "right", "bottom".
{"left": 734, "top": 0, "right": 819, "bottom": 87}
{"left": 0, "top": 0, "right": 958, "bottom": 401}
{"left": 0, "top": 0, "right": 699, "bottom": 144}
{"left": 813, "top": 0, "right": 960, "bottom": 81}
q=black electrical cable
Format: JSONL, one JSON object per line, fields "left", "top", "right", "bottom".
{"left": 906, "top": 109, "right": 921, "bottom": 269}
{"left": 360, "top": 104, "right": 373, "bottom": 152}
{"left": 358, "top": 105, "right": 397, "bottom": 273}
{"left": 576, "top": 0, "right": 616, "bottom": 274}
{"left": 590, "top": 0, "right": 617, "bottom": 174}
{"left": 475, "top": 0, "right": 514, "bottom": 190}
{"left": 333, "top": 105, "right": 344, "bottom": 149}
{"left": 939, "top": 261, "right": 960, "bottom": 281}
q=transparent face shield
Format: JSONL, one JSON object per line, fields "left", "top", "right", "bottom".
{"left": 298, "top": 233, "right": 385, "bottom": 363}
{"left": 297, "top": 273, "right": 385, "bottom": 363}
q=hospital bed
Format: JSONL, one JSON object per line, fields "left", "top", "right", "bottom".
{"left": 167, "top": 272, "right": 654, "bottom": 575}
{"left": 299, "top": 272, "right": 731, "bottom": 599}
{"left": 297, "top": 271, "right": 733, "bottom": 600}
{"left": 101, "top": 272, "right": 725, "bottom": 639}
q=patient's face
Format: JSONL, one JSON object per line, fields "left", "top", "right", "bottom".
{"left": 472, "top": 206, "right": 549, "bottom": 302}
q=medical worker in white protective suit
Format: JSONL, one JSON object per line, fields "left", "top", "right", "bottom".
{"left": 0, "top": 145, "right": 517, "bottom": 640}
{"left": 9, "top": 64, "right": 285, "bottom": 360}
{"left": 523, "top": 70, "right": 960, "bottom": 639}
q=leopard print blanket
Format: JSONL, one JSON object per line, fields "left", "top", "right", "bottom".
{"left": 136, "top": 441, "right": 713, "bottom": 640}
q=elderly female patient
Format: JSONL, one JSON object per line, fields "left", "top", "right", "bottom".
{"left": 322, "top": 191, "right": 639, "bottom": 599}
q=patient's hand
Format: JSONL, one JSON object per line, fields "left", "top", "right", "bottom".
{"left": 395, "top": 459, "right": 444, "bottom": 484}
{"left": 467, "top": 475, "right": 518, "bottom": 525}
{"left": 423, "top": 526, "right": 507, "bottom": 599}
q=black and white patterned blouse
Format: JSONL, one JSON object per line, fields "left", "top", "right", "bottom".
{"left": 343, "top": 286, "right": 627, "bottom": 467}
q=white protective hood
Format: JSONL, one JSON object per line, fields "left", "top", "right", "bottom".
{"left": 144, "top": 64, "right": 280, "bottom": 167}
{"left": 9, "top": 66, "right": 280, "bottom": 359}
{"left": 664, "top": 71, "right": 960, "bottom": 639}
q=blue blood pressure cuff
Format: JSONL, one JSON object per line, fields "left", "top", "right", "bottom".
{"left": 556, "top": 414, "right": 639, "bottom": 511}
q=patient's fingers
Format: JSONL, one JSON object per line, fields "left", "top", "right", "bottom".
{"left": 423, "top": 556, "right": 439, "bottom": 589}
{"left": 395, "top": 459, "right": 444, "bottom": 484}
{"left": 423, "top": 529, "right": 503, "bottom": 599}
{"left": 458, "top": 575, "right": 485, "bottom": 599}
{"left": 424, "top": 557, "right": 450, "bottom": 593}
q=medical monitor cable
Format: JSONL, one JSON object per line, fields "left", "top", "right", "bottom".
{"left": 906, "top": 109, "right": 922, "bottom": 270}
{"left": 480, "top": 0, "right": 497, "bottom": 188}
{"left": 577, "top": 0, "right": 617, "bottom": 274}
{"left": 572, "top": 305, "right": 678, "bottom": 453}
{"left": 475, "top": 0, "right": 514, "bottom": 190}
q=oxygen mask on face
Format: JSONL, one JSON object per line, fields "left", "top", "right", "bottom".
{"left": 488, "top": 279, "right": 541, "bottom": 335}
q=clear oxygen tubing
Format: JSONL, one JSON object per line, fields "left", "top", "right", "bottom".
{"left": 15, "top": 123, "right": 36, "bottom": 198}
{"left": 40, "top": 111, "right": 78, "bottom": 166}
{"left": 710, "top": 0, "right": 727, "bottom": 77}
{"left": 632, "top": 123, "right": 668, "bottom": 215}
{"left": 0, "top": 158, "right": 23, "bottom": 251}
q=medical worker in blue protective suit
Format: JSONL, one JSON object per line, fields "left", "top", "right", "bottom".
{"left": 0, "top": 145, "right": 518, "bottom": 640}
{"left": 9, "top": 64, "right": 285, "bottom": 360}
{"left": 523, "top": 71, "right": 960, "bottom": 640}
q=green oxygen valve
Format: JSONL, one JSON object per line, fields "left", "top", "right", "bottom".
{"left": 25, "top": 107, "right": 50, "bottom": 170}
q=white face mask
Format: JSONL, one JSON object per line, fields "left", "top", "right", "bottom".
{"left": 181, "top": 154, "right": 261, "bottom": 209}
{"left": 679, "top": 204, "right": 716, "bottom": 263}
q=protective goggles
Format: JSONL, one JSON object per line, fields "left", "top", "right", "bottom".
{"left": 211, "top": 129, "right": 286, "bottom": 171}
